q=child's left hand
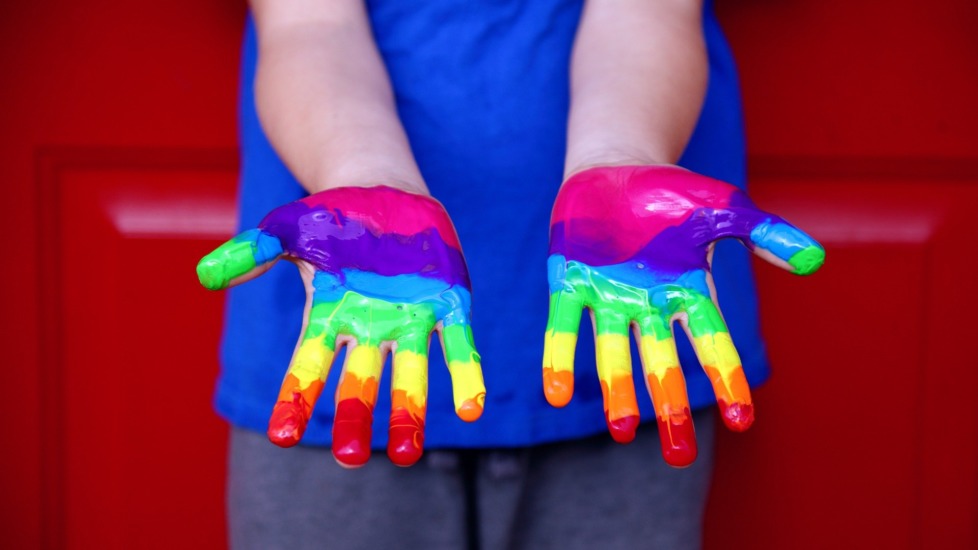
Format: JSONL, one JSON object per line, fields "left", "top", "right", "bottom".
{"left": 544, "top": 165, "right": 824, "bottom": 467}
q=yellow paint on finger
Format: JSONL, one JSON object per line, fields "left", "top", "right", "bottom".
{"left": 392, "top": 350, "right": 428, "bottom": 397}
{"left": 693, "top": 333, "right": 751, "bottom": 405}
{"left": 337, "top": 345, "right": 382, "bottom": 404}
{"left": 692, "top": 333, "right": 742, "bottom": 376}
{"left": 448, "top": 359, "right": 485, "bottom": 422}
{"left": 289, "top": 335, "right": 334, "bottom": 391}
{"left": 595, "top": 333, "right": 639, "bottom": 421}
{"left": 638, "top": 335, "right": 680, "bottom": 377}
{"left": 543, "top": 331, "right": 577, "bottom": 373}
{"left": 543, "top": 331, "right": 578, "bottom": 407}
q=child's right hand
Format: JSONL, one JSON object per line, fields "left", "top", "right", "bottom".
{"left": 197, "top": 185, "right": 485, "bottom": 468}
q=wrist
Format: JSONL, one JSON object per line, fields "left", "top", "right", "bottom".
{"left": 563, "top": 147, "right": 673, "bottom": 181}
{"left": 305, "top": 155, "right": 429, "bottom": 197}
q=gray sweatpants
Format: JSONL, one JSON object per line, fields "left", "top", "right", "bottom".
{"left": 228, "top": 409, "right": 715, "bottom": 550}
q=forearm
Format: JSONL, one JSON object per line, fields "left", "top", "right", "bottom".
{"left": 250, "top": 0, "right": 426, "bottom": 195}
{"left": 564, "top": 0, "right": 707, "bottom": 177}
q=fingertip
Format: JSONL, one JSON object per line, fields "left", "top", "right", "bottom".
{"left": 657, "top": 410, "right": 698, "bottom": 468}
{"left": 456, "top": 394, "right": 485, "bottom": 422}
{"left": 388, "top": 402, "right": 425, "bottom": 467}
{"left": 332, "top": 436, "right": 372, "bottom": 468}
{"left": 719, "top": 401, "right": 755, "bottom": 432}
{"left": 333, "top": 396, "right": 374, "bottom": 467}
{"left": 267, "top": 395, "right": 310, "bottom": 447}
{"left": 196, "top": 258, "right": 228, "bottom": 291}
{"left": 789, "top": 245, "right": 826, "bottom": 276}
{"left": 543, "top": 368, "right": 574, "bottom": 407}
{"left": 333, "top": 451, "right": 370, "bottom": 469}
{"left": 387, "top": 437, "right": 424, "bottom": 468}
{"left": 607, "top": 414, "right": 639, "bottom": 444}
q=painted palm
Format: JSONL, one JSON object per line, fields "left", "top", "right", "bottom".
{"left": 197, "top": 186, "right": 484, "bottom": 468}
{"left": 544, "top": 165, "right": 824, "bottom": 467}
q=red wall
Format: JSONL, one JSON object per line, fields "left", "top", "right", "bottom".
{"left": 2, "top": 1, "right": 975, "bottom": 548}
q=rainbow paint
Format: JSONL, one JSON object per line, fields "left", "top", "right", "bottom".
{"left": 544, "top": 165, "right": 824, "bottom": 467}
{"left": 198, "top": 186, "right": 485, "bottom": 468}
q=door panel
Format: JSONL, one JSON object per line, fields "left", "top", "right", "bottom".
{"left": 38, "top": 150, "right": 236, "bottom": 549}
{"left": 705, "top": 167, "right": 978, "bottom": 549}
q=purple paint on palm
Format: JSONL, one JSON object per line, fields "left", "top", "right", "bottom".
{"left": 550, "top": 166, "right": 781, "bottom": 274}
{"left": 259, "top": 187, "right": 470, "bottom": 288}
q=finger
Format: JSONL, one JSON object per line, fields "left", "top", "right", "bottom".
{"left": 267, "top": 298, "right": 340, "bottom": 447}
{"left": 196, "top": 228, "right": 284, "bottom": 290}
{"left": 633, "top": 315, "right": 697, "bottom": 467}
{"left": 706, "top": 205, "right": 825, "bottom": 276}
{"left": 387, "top": 335, "right": 429, "bottom": 467}
{"left": 747, "top": 215, "right": 825, "bottom": 275}
{"left": 543, "top": 290, "right": 584, "bottom": 407}
{"left": 332, "top": 342, "right": 384, "bottom": 468}
{"left": 440, "top": 321, "right": 485, "bottom": 422}
{"left": 593, "top": 307, "right": 640, "bottom": 443}
{"left": 682, "top": 291, "right": 753, "bottom": 432}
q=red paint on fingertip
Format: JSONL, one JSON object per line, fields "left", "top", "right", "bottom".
{"left": 267, "top": 393, "right": 309, "bottom": 447}
{"left": 720, "top": 401, "right": 755, "bottom": 432}
{"left": 332, "top": 398, "right": 373, "bottom": 467}
{"left": 607, "top": 414, "right": 640, "bottom": 443}
{"left": 657, "top": 412, "right": 698, "bottom": 468}
{"left": 388, "top": 407, "right": 424, "bottom": 467}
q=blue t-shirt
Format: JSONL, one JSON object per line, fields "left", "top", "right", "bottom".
{"left": 215, "top": 0, "right": 769, "bottom": 448}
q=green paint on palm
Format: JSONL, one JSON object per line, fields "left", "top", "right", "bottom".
{"left": 547, "top": 261, "right": 731, "bottom": 339}
{"left": 301, "top": 290, "right": 480, "bottom": 366}
{"left": 305, "top": 292, "right": 438, "bottom": 350}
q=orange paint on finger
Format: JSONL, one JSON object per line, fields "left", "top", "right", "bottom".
{"left": 456, "top": 396, "right": 484, "bottom": 422}
{"left": 703, "top": 365, "right": 754, "bottom": 431}
{"left": 388, "top": 389, "right": 426, "bottom": 467}
{"left": 447, "top": 359, "right": 485, "bottom": 422}
{"left": 267, "top": 374, "right": 325, "bottom": 447}
{"left": 543, "top": 367, "right": 574, "bottom": 407}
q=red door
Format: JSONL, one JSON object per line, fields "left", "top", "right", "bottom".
{"left": 706, "top": 1, "right": 978, "bottom": 548}
{"left": 1, "top": 2, "right": 244, "bottom": 548}
{"left": 3, "top": 1, "right": 976, "bottom": 548}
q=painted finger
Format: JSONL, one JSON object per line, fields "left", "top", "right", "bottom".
{"left": 706, "top": 204, "right": 825, "bottom": 276}
{"left": 267, "top": 298, "right": 340, "bottom": 447}
{"left": 544, "top": 255, "right": 585, "bottom": 407}
{"left": 196, "top": 228, "right": 284, "bottom": 290}
{"left": 543, "top": 289, "right": 584, "bottom": 408}
{"left": 387, "top": 335, "right": 429, "bottom": 467}
{"left": 682, "top": 291, "right": 753, "bottom": 432}
{"left": 440, "top": 322, "right": 485, "bottom": 422}
{"left": 747, "top": 215, "right": 825, "bottom": 275}
{"left": 332, "top": 342, "right": 384, "bottom": 468}
{"left": 593, "top": 308, "right": 640, "bottom": 443}
{"left": 633, "top": 314, "right": 696, "bottom": 467}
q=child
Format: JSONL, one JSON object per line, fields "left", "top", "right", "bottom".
{"left": 199, "top": 1, "right": 822, "bottom": 548}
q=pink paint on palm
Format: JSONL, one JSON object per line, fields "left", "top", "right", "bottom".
{"left": 550, "top": 166, "right": 744, "bottom": 265}
{"left": 299, "top": 186, "right": 462, "bottom": 250}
